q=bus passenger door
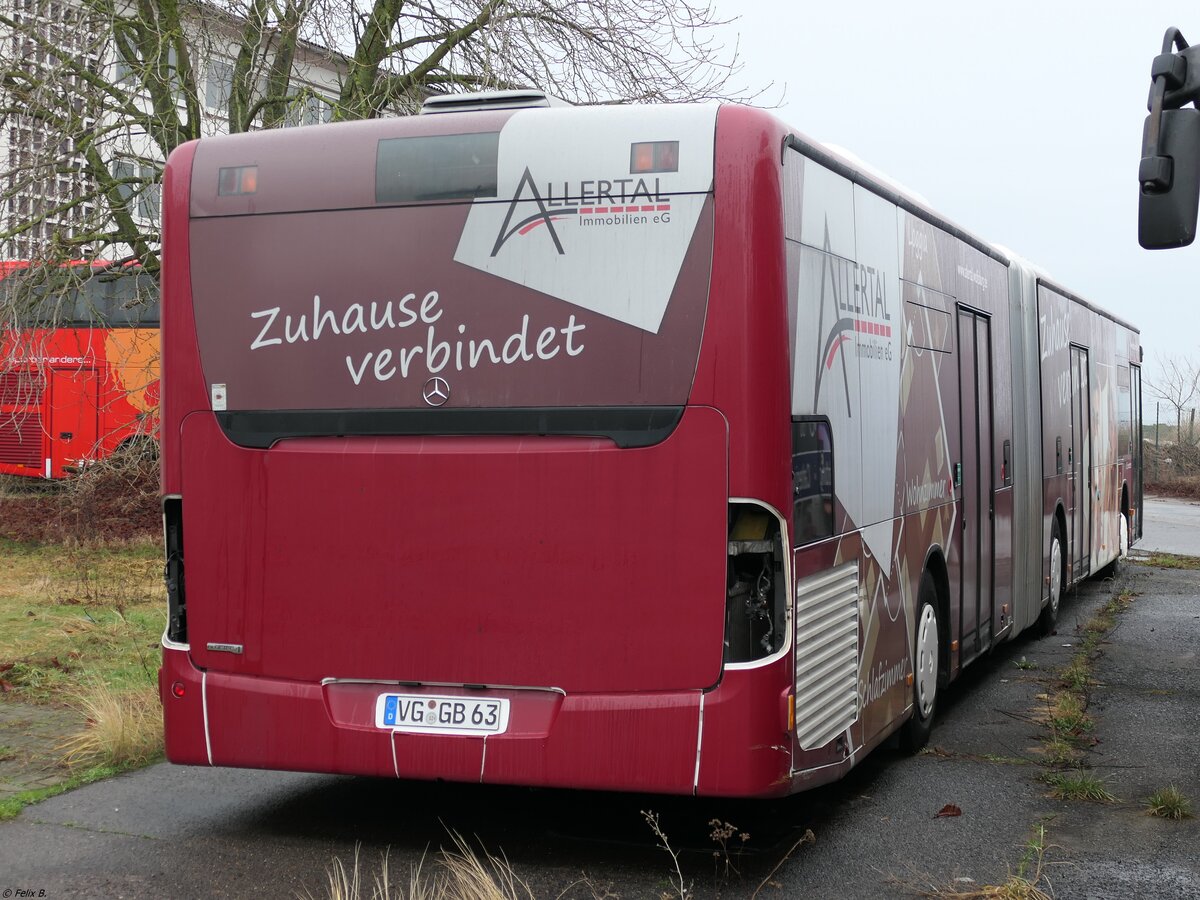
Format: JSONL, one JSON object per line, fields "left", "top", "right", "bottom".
{"left": 49, "top": 369, "right": 99, "bottom": 477}
{"left": 1069, "top": 346, "right": 1092, "bottom": 578}
{"left": 956, "top": 308, "right": 994, "bottom": 662}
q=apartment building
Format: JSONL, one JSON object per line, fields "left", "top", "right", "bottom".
{"left": 1, "top": 0, "right": 343, "bottom": 261}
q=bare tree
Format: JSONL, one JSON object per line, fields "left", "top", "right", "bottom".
{"left": 0, "top": 0, "right": 757, "bottom": 278}
{"left": 0, "top": 0, "right": 757, "bottom": 469}
{"left": 1146, "top": 354, "right": 1200, "bottom": 445}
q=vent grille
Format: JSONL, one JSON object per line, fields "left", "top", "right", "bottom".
{"left": 0, "top": 371, "right": 45, "bottom": 467}
{"left": 0, "top": 371, "right": 44, "bottom": 405}
{"left": 794, "top": 561, "right": 860, "bottom": 750}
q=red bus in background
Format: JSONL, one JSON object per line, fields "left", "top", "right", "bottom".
{"left": 0, "top": 263, "right": 160, "bottom": 479}
{"left": 159, "top": 93, "right": 1141, "bottom": 797}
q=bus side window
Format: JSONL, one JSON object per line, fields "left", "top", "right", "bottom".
{"left": 792, "top": 419, "right": 834, "bottom": 545}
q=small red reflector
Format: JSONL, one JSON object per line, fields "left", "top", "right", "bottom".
{"left": 630, "top": 141, "right": 679, "bottom": 174}
{"left": 171, "top": 681, "right": 186, "bottom": 699}
{"left": 218, "top": 165, "right": 258, "bottom": 196}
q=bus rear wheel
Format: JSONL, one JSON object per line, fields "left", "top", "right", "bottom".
{"left": 1038, "top": 518, "right": 1064, "bottom": 635}
{"left": 900, "top": 572, "right": 939, "bottom": 753}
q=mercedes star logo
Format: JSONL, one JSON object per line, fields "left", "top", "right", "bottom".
{"left": 422, "top": 376, "right": 450, "bottom": 407}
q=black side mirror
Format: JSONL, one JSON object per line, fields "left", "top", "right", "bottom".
{"left": 1139, "top": 108, "right": 1200, "bottom": 248}
{"left": 1138, "top": 30, "right": 1200, "bottom": 249}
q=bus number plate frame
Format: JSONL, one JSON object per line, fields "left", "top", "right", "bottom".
{"left": 374, "top": 692, "right": 510, "bottom": 737}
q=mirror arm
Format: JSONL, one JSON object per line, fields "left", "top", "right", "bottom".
{"left": 1142, "top": 30, "right": 1200, "bottom": 191}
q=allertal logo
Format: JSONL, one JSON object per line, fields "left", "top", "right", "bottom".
{"left": 489, "top": 167, "right": 674, "bottom": 257}
{"left": 812, "top": 218, "right": 894, "bottom": 416}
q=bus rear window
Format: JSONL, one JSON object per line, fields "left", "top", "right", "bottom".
{"left": 376, "top": 133, "right": 499, "bottom": 203}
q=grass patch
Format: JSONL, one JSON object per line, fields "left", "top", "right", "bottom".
{"left": 1084, "top": 609, "right": 1116, "bottom": 635}
{"left": 913, "top": 823, "right": 1053, "bottom": 899}
{"left": 980, "top": 754, "right": 1032, "bottom": 767}
{"left": 1038, "top": 588, "right": 1136, "bottom": 750}
{"left": 0, "top": 761, "right": 135, "bottom": 821}
{"left": 1028, "top": 580, "right": 1135, "bottom": 807}
{"left": 1040, "top": 736, "right": 1082, "bottom": 769}
{"left": 1146, "top": 786, "right": 1193, "bottom": 820}
{"left": 1042, "top": 771, "right": 1117, "bottom": 803}
{"left": 1060, "top": 657, "right": 1092, "bottom": 692}
{"left": 1045, "top": 691, "right": 1092, "bottom": 741}
{"left": 0, "top": 536, "right": 165, "bottom": 802}
{"left": 1143, "top": 552, "right": 1200, "bottom": 570}
{"left": 0, "top": 536, "right": 164, "bottom": 704}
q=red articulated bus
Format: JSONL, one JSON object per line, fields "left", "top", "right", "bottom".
{"left": 0, "top": 263, "right": 160, "bottom": 479}
{"left": 159, "top": 92, "right": 1142, "bottom": 797}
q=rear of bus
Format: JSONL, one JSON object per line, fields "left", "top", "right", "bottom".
{"left": 159, "top": 98, "right": 797, "bottom": 796}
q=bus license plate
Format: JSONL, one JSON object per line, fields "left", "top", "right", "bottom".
{"left": 375, "top": 693, "right": 510, "bottom": 736}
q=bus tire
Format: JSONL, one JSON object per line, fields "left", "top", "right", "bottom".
{"left": 1038, "top": 518, "right": 1064, "bottom": 635}
{"left": 1097, "top": 512, "right": 1128, "bottom": 580}
{"left": 899, "top": 572, "right": 939, "bottom": 753}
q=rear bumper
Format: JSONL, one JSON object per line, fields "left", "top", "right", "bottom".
{"left": 160, "top": 645, "right": 794, "bottom": 798}
{"left": 0, "top": 461, "right": 48, "bottom": 479}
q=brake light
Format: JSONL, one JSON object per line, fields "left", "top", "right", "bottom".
{"left": 630, "top": 141, "right": 679, "bottom": 174}
{"left": 218, "top": 165, "right": 258, "bottom": 196}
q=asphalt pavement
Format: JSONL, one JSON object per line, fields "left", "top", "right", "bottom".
{"left": 1048, "top": 562, "right": 1200, "bottom": 898}
{"left": 1140, "top": 495, "right": 1200, "bottom": 556}
{"left": 0, "top": 551, "right": 1196, "bottom": 898}
{"left": 772, "top": 559, "right": 1200, "bottom": 899}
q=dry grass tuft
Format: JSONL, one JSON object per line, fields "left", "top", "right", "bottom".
{"left": 318, "top": 846, "right": 440, "bottom": 900}
{"left": 321, "top": 851, "right": 364, "bottom": 900}
{"left": 913, "top": 825, "right": 1054, "bottom": 899}
{"left": 440, "top": 831, "right": 533, "bottom": 900}
{"left": 305, "top": 834, "right": 533, "bottom": 900}
{"left": 58, "top": 681, "right": 162, "bottom": 769}
{"left": 1146, "top": 785, "right": 1193, "bottom": 820}
{"left": 919, "top": 878, "right": 1052, "bottom": 900}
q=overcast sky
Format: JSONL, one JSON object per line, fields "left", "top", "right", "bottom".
{"left": 716, "top": 0, "right": 1199, "bottom": 419}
